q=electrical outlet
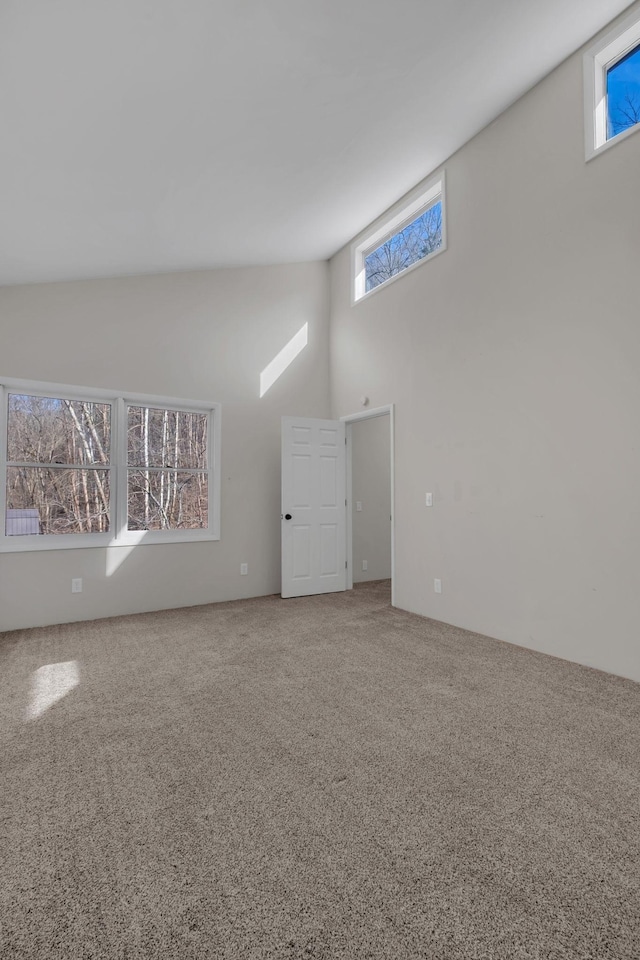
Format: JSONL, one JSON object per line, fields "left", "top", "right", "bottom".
{"left": 71, "top": 578, "right": 83, "bottom": 594}
{"left": 362, "top": 560, "right": 368, "bottom": 571}
{"left": 356, "top": 501, "right": 363, "bottom": 512}
{"left": 434, "top": 578, "right": 442, "bottom": 594}
{"left": 240, "top": 563, "right": 248, "bottom": 575}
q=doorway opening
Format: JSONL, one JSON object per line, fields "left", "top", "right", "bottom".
{"left": 342, "top": 405, "right": 395, "bottom": 607}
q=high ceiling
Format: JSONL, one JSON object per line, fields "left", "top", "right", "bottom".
{"left": 0, "top": 0, "right": 633, "bottom": 285}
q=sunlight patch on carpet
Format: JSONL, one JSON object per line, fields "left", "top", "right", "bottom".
{"left": 26, "top": 661, "right": 80, "bottom": 721}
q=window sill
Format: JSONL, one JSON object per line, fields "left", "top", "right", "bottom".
{"left": 585, "top": 118, "right": 640, "bottom": 161}
{"left": 0, "top": 530, "right": 220, "bottom": 553}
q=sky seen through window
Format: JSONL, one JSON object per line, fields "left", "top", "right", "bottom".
{"left": 607, "top": 43, "right": 640, "bottom": 139}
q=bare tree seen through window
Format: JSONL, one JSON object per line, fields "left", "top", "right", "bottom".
{"left": 5, "top": 395, "right": 210, "bottom": 536}
{"left": 6, "top": 394, "right": 111, "bottom": 534}
{"left": 127, "top": 406, "right": 208, "bottom": 531}
{"left": 365, "top": 200, "right": 442, "bottom": 293}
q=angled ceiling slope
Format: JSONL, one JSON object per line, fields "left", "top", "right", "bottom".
{"left": 0, "top": 0, "right": 634, "bottom": 285}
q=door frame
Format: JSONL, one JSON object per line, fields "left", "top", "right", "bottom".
{"left": 341, "top": 404, "right": 395, "bottom": 606}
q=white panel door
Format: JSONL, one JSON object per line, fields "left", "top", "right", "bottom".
{"left": 281, "top": 416, "right": 346, "bottom": 598}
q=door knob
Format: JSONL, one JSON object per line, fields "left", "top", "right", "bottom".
{"left": 284, "top": 513, "right": 292, "bottom": 520}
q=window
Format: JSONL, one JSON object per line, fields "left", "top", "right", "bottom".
{"left": 0, "top": 379, "right": 220, "bottom": 551}
{"left": 6, "top": 394, "right": 112, "bottom": 536}
{"left": 352, "top": 172, "right": 445, "bottom": 302}
{"left": 607, "top": 44, "right": 640, "bottom": 139}
{"left": 584, "top": 10, "right": 640, "bottom": 160}
{"left": 126, "top": 404, "right": 209, "bottom": 532}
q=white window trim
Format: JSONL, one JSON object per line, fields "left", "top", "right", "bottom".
{"left": 0, "top": 377, "right": 221, "bottom": 553}
{"left": 584, "top": 8, "right": 640, "bottom": 161}
{"left": 352, "top": 170, "right": 446, "bottom": 304}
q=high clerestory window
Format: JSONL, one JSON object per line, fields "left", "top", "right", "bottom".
{"left": 352, "top": 172, "right": 446, "bottom": 303}
{"left": 0, "top": 379, "right": 220, "bottom": 551}
{"left": 584, "top": 9, "right": 640, "bottom": 159}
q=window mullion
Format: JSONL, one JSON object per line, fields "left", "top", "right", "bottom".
{"left": 210, "top": 404, "right": 220, "bottom": 538}
{"left": 6, "top": 461, "right": 109, "bottom": 471}
{"left": 124, "top": 466, "right": 207, "bottom": 475}
{"left": 0, "top": 386, "right": 7, "bottom": 544}
{"left": 111, "top": 397, "right": 125, "bottom": 541}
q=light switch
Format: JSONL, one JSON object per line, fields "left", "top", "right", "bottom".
{"left": 425, "top": 492, "right": 433, "bottom": 507}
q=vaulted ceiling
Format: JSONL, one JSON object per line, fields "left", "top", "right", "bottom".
{"left": 1, "top": 0, "right": 633, "bottom": 285}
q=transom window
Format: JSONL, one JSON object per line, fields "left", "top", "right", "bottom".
{"left": 584, "top": 10, "right": 640, "bottom": 159}
{"left": 364, "top": 200, "right": 443, "bottom": 294}
{"left": 352, "top": 173, "right": 446, "bottom": 302}
{"left": 0, "top": 379, "right": 220, "bottom": 551}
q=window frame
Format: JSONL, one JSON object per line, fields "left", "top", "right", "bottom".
{"left": 0, "top": 377, "right": 221, "bottom": 552}
{"left": 584, "top": 8, "right": 640, "bottom": 161}
{"left": 351, "top": 171, "right": 446, "bottom": 304}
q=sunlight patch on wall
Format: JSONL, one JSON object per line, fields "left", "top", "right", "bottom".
{"left": 26, "top": 660, "right": 80, "bottom": 721}
{"left": 260, "top": 323, "right": 308, "bottom": 398}
{"left": 105, "top": 533, "right": 147, "bottom": 576}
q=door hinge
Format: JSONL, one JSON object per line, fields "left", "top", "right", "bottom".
{"left": 345, "top": 560, "right": 348, "bottom": 569}
{"left": 345, "top": 498, "right": 347, "bottom": 507}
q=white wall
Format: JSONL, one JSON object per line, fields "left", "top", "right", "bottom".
{"left": 330, "top": 6, "right": 640, "bottom": 682}
{"left": 3, "top": 6, "right": 640, "bottom": 684}
{"left": 351, "top": 415, "right": 391, "bottom": 583}
{"left": 0, "top": 262, "right": 330, "bottom": 630}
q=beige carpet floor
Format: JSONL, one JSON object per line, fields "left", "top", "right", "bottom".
{"left": 1, "top": 580, "right": 639, "bottom": 959}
